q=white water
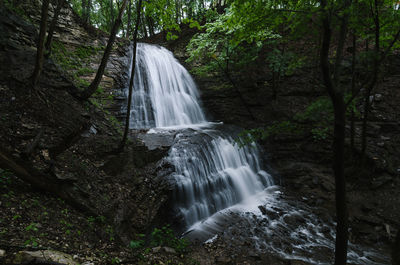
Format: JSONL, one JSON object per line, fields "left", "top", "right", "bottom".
{"left": 126, "top": 43, "right": 390, "bottom": 264}
{"left": 128, "top": 43, "right": 273, "bottom": 227}
{"left": 129, "top": 43, "right": 206, "bottom": 128}
{"left": 168, "top": 128, "right": 273, "bottom": 227}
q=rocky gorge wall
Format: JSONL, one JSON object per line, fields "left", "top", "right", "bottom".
{"left": 0, "top": 0, "right": 172, "bottom": 250}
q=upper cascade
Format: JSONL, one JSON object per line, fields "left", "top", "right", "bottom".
{"left": 128, "top": 43, "right": 206, "bottom": 128}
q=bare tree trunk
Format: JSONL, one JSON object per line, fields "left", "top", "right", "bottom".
{"left": 126, "top": 0, "right": 132, "bottom": 38}
{"left": 86, "top": 0, "right": 91, "bottom": 24}
{"left": 110, "top": 0, "right": 114, "bottom": 29}
{"left": 319, "top": 0, "right": 350, "bottom": 264}
{"left": 361, "top": 0, "right": 380, "bottom": 158}
{"left": 141, "top": 12, "right": 148, "bottom": 38}
{"left": 31, "top": 0, "right": 51, "bottom": 89}
{"left": 79, "top": 0, "right": 129, "bottom": 100}
{"left": 81, "top": 0, "right": 87, "bottom": 23}
{"left": 45, "top": 0, "right": 65, "bottom": 59}
{"left": 147, "top": 16, "right": 155, "bottom": 36}
{"left": 350, "top": 33, "right": 356, "bottom": 152}
{"left": 119, "top": 0, "right": 143, "bottom": 151}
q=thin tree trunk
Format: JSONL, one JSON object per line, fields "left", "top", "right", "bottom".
{"left": 350, "top": 33, "right": 356, "bottom": 152}
{"left": 119, "top": 0, "right": 143, "bottom": 151}
{"left": 141, "top": 12, "right": 148, "bottom": 38}
{"left": 110, "top": 0, "right": 114, "bottom": 29}
{"left": 126, "top": 0, "right": 132, "bottom": 38}
{"left": 31, "top": 0, "right": 51, "bottom": 89}
{"left": 147, "top": 16, "right": 155, "bottom": 36}
{"left": 361, "top": 0, "right": 380, "bottom": 158}
{"left": 81, "top": 0, "right": 87, "bottom": 23}
{"left": 45, "top": 0, "right": 65, "bottom": 59}
{"left": 86, "top": 0, "right": 91, "bottom": 24}
{"left": 332, "top": 96, "right": 348, "bottom": 265}
{"left": 319, "top": 0, "right": 350, "bottom": 264}
{"left": 79, "top": 0, "right": 129, "bottom": 100}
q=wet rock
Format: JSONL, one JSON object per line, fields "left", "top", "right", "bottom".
{"left": 0, "top": 249, "right": 5, "bottom": 257}
{"left": 291, "top": 260, "right": 312, "bottom": 265}
{"left": 258, "top": 205, "right": 267, "bottom": 215}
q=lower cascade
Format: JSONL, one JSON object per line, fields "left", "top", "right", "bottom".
{"left": 125, "top": 43, "right": 390, "bottom": 264}
{"left": 168, "top": 128, "right": 273, "bottom": 227}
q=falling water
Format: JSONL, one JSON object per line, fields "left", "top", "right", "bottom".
{"left": 128, "top": 43, "right": 273, "bottom": 228}
{"left": 126, "top": 43, "right": 390, "bottom": 264}
{"left": 168, "top": 128, "right": 273, "bottom": 227}
{"left": 129, "top": 43, "right": 206, "bottom": 128}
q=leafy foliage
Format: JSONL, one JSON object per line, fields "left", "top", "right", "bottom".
{"left": 129, "top": 225, "right": 188, "bottom": 254}
{"left": 187, "top": 7, "right": 279, "bottom": 77}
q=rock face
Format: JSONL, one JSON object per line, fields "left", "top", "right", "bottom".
{"left": 0, "top": 2, "right": 169, "bottom": 243}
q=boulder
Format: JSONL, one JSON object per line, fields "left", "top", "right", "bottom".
{"left": 12, "top": 250, "right": 77, "bottom": 265}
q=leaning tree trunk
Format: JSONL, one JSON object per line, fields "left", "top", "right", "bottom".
{"left": 119, "top": 0, "right": 143, "bottom": 151}
{"left": 31, "top": 0, "right": 51, "bottom": 88}
{"left": 45, "top": 0, "right": 65, "bottom": 58}
{"left": 0, "top": 148, "right": 93, "bottom": 214}
{"left": 79, "top": 0, "right": 129, "bottom": 100}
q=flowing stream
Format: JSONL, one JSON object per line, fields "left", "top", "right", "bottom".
{"left": 124, "top": 43, "right": 390, "bottom": 264}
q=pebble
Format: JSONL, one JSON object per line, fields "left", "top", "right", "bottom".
{"left": 0, "top": 249, "right": 5, "bottom": 257}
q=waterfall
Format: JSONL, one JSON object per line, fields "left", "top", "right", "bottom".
{"left": 129, "top": 43, "right": 206, "bottom": 128}
{"left": 125, "top": 43, "right": 389, "bottom": 264}
{"left": 168, "top": 129, "right": 273, "bottom": 227}
{"left": 128, "top": 43, "right": 273, "bottom": 228}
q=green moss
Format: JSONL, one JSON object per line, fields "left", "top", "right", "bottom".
{"left": 51, "top": 41, "right": 104, "bottom": 89}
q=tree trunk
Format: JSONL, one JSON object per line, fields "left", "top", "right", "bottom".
{"left": 79, "top": 0, "right": 129, "bottom": 100}
{"left": 31, "top": 0, "right": 51, "bottom": 89}
{"left": 45, "top": 0, "right": 65, "bottom": 59}
{"left": 110, "top": 0, "right": 114, "bottom": 29}
{"left": 141, "top": 12, "right": 148, "bottom": 38}
{"left": 81, "top": 0, "right": 87, "bottom": 23}
{"left": 319, "top": 0, "right": 349, "bottom": 263}
{"left": 126, "top": 0, "right": 132, "bottom": 38}
{"left": 350, "top": 33, "right": 356, "bottom": 152}
{"left": 147, "top": 16, "right": 155, "bottom": 36}
{"left": 361, "top": 0, "right": 380, "bottom": 158}
{"left": 119, "top": 0, "right": 143, "bottom": 151}
{"left": 86, "top": 0, "right": 91, "bottom": 24}
{"left": 332, "top": 97, "right": 348, "bottom": 265}
{"left": 0, "top": 148, "right": 92, "bottom": 214}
